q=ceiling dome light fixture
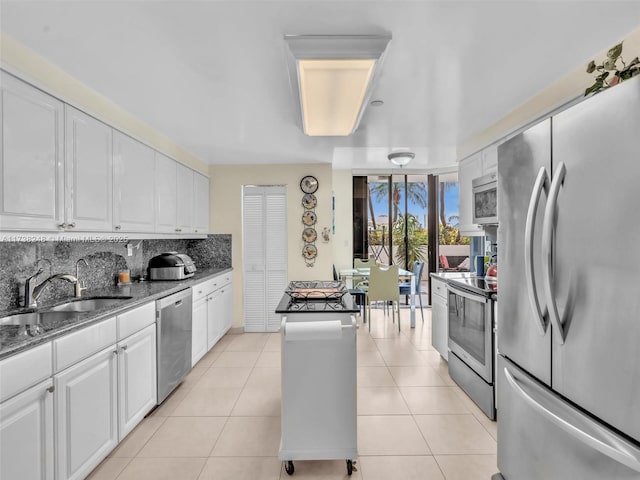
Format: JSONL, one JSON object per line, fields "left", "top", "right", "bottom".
{"left": 388, "top": 151, "right": 415, "bottom": 167}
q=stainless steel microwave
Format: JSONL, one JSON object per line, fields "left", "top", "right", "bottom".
{"left": 472, "top": 173, "right": 498, "bottom": 225}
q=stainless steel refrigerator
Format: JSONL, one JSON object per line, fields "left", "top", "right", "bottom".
{"left": 496, "top": 76, "right": 640, "bottom": 479}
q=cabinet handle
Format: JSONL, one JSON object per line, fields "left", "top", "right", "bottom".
{"left": 175, "top": 228, "right": 182, "bottom": 233}
{"left": 58, "top": 223, "right": 68, "bottom": 229}
{"left": 68, "top": 222, "right": 76, "bottom": 228}
{"left": 121, "top": 345, "right": 128, "bottom": 351}
{"left": 114, "top": 225, "right": 121, "bottom": 231}
{"left": 46, "top": 385, "right": 55, "bottom": 393}
{"left": 198, "top": 290, "right": 203, "bottom": 294}
{"left": 113, "top": 349, "right": 118, "bottom": 355}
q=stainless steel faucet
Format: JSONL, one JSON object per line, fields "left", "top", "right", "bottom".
{"left": 26, "top": 273, "right": 79, "bottom": 308}
{"left": 75, "top": 258, "right": 89, "bottom": 297}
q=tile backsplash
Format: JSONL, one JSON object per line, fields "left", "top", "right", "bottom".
{"left": 0, "top": 234, "right": 231, "bottom": 312}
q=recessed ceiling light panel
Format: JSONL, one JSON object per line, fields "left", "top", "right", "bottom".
{"left": 285, "top": 34, "right": 391, "bottom": 136}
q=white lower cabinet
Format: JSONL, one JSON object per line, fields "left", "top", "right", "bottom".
{"left": 431, "top": 278, "right": 449, "bottom": 360}
{"left": 55, "top": 346, "right": 118, "bottom": 480}
{"left": 0, "top": 379, "right": 55, "bottom": 480}
{"left": 54, "top": 303, "right": 156, "bottom": 480}
{"left": 191, "top": 272, "right": 234, "bottom": 365}
{"left": 117, "top": 324, "right": 157, "bottom": 440}
{"left": 192, "top": 296, "right": 208, "bottom": 366}
{"left": 221, "top": 285, "right": 233, "bottom": 336}
{"left": 207, "top": 289, "right": 223, "bottom": 350}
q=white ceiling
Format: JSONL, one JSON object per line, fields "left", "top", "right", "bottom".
{"left": 1, "top": 1, "right": 639, "bottom": 170}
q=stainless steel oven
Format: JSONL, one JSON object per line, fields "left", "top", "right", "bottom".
{"left": 447, "top": 281, "right": 495, "bottom": 419}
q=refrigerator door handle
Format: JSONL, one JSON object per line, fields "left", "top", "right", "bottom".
{"left": 541, "top": 161, "right": 567, "bottom": 344}
{"left": 504, "top": 364, "right": 640, "bottom": 473}
{"left": 524, "top": 166, "right": 549, "bottom": 335}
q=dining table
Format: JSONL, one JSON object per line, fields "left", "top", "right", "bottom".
{"left": 339, "top": 267, "right": 417, "bottom": 328}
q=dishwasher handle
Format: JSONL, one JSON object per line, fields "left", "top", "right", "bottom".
{"left": 156, "top": 288, "right": 192, "bottom": 310}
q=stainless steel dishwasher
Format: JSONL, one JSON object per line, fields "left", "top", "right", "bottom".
{"left": 156, "top": 288, "right": 192, "bottom": 403}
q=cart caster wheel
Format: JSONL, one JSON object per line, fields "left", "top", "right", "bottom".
{"left": 347, "top": 459, "right": 353, "bottom": 476}
{"left": 285, "top": 461, "right": 294, "bottom": 475}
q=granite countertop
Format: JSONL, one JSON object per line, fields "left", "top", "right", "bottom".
{"left": 0, "top": 267, "right": 232, "bottom": 360}
{"left": 429, "top": 271, "right": 476, "bottom": 281}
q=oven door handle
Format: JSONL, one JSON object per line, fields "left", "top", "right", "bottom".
{"left": 524, "top": 166, "right": 549, "bottom": 335}
{"left": 447, "top": 285, "right": 487, "bottom": 303}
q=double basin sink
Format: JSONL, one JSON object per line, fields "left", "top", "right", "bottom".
{"left": 0, "top": 297, "right": 134, "bottom": 327}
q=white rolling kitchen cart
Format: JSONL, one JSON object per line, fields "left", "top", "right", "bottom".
{"left": 279, "top": 311, "right": 358, "bottom": 476}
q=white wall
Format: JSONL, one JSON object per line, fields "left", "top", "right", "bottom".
{"left": 331, "top": 169, "right": 353, "bottom": 273}
{"left": 210, "top": 164, "right": 335, "bottom": 328}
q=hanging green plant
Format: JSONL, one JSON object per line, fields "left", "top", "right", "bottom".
{"left": 584, "top": 42, "right": 640, "bottom": 96}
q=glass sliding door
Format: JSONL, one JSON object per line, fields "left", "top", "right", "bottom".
{"left": 364, "top": 175, "right": 428, "bottom": 269}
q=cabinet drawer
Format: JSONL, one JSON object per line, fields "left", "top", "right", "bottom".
{"left": 192, "top": 279, "right": 214, "bottom": 301}
{"left": 211, "top": 271, "right": 232, "bottom": 290}
{"left": 0, "top": 342, "right": 53, "bottom": 403}
{"left": 432, "top": 279, "right": 447, "bottom": 300}
{"left": 117, "top": 302, "right": 155, "bottom": 340}
{"left": 54, "top": 317, "right": 116, "bottom": 373}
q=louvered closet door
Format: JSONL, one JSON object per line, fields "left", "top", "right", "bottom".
{"left": 243, "top": 186, "right": 288, "bottom": 332}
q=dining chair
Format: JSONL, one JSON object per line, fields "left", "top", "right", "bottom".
{"left": 399, "top": 261, "right": 425, "bottom": 322}
{"left": 353, "top": 258, "right": 376, "bottom": 291}
{"left": 333, "top": 265, "right": 367, "bottom": 323}
{"left": 366, "top": 265, "right": 400, "bottom": 332}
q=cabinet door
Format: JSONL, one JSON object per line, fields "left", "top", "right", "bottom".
{"left": 457, "top": 153, "right": 484, "bottom": 235}
{"left": 0, "top": 72, "right": 64, "bottom": 231}
{"left": 482, "top": 144, "right": 498, "bottom": 174}
{"left": 207, "top": 290, "right": 222, "bottom": 350}
{"left": 154, "top": 152, "right": 177, "bottom": 233}
{"left": 0, "top": 379, "right": 54, "bottom": 480}
{"left": 65, "top": 106, "right": 113, "bottom": 231}
{"left": 192, "top": 297, "right": 208, "bottom": 366}
{"left": 55, "top": 346, "right": 118, "bottom": 480}
{"left": 113, "top": 131, "right": 155, "bottom": 232}
{"left": 221, "top": 284, "right": 233, "bottom": 335}
{"left": 193, "top": 172, "right": 210, "bottom": 234}
{"left": 176, "top": 163, "right": 193, "bottom": 233}
{"left": 431, "top": 293, "right": 448, "bottom": 360}
{"left": 118, "top": 324, "right": 157, "bottom": 440}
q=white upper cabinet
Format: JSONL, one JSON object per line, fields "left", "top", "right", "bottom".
{"left": 154, "top": 152, "right": 177, "bottom": 233}
{"left": 0, "top": 72, "right": 64, "bottom": 231}
{"left": 113, "top": 131, "right": 156, "bottom": 233}
{"left": 176, "top": 163, "right": 194, "bottom": 234}
{"left": 65, "top": 106, "right": 113, "bottom": 231}
{"left": 0, "top": 73, "right": 209, "bottom": 236}
{"left": 482, "top": 144, "right": 498, "bottom": 174}
{"left": 193, "top": 172, "right": 210, "bottom": 234}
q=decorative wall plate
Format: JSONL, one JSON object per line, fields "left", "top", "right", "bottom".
{"left": 302, "top": 244, "right": 318, "bottom": 259}
{"left": 302, "top": 210, "right": 317, "bottom": 226}
{"left": 302, "top": 227, "right": 317, "bottom": 242}
{"left": 300, "top": 175, "right": 319, "bottom": 194}
{"left": 301, "top": 193, "right": 317, "bottom": 209}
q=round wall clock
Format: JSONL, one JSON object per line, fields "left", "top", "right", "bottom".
{"left": 302, "top": 210, "right": 317, "bottom": 226}
{"left": 300, "top": 175, "right": 319, "bottom": 194}
{"left": 302, "top": 227, "right": 317, "bottom": 242}
{"left": 302, "top": 193, "right": 317, "bottom": 209}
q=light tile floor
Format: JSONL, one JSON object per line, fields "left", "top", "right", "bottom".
{"left": 88, "top": 307, "right": 499, "bottom": 480}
